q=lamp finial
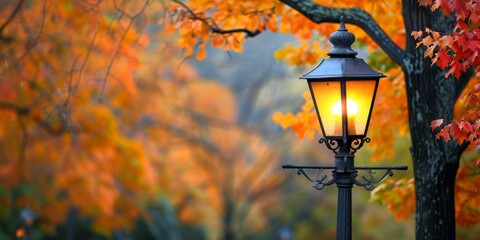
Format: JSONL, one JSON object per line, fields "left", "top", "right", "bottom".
{"left": 339, "top": 16, "right": 347, "bottom": 31}
{"left": 327, "top": 16, "right": 357, "bottom": 58}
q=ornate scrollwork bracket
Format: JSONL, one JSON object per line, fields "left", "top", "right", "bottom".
{"left": 282, "top": 165, "right": 337, "bottom": 190}
{"left": 350, "top": 138, "right": 370, "bottom": 154}
{"left": 351, "top": 166, "right": 408, "bottom": 191}
{"left": 319, "top": 138, "right": 341, "bottom": 154}
{"left": 319, "top": 137, "right": 371, "bottom": 154}
{"left": 282, "top": 164, "right": 408, "bottom": 191}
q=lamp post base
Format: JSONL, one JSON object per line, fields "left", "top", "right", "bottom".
{"left": 282, "top": 162, "right": 407, "bottom": 239}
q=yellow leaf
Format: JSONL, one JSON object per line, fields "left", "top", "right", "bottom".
{"left": 273, "top": 49, "right": 287, "bottom": 60}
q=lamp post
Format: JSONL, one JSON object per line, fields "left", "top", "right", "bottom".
{"left": 282, "top": 17, "right": 407, "bottom": 240}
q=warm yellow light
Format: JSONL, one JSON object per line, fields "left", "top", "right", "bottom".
{"left": 331, "top": 99, "right": 359, "bottom": 115}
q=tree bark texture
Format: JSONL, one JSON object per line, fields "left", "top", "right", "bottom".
{"left": 402, "top": 2, "right": 461, "bottom": 239}
{"left": 279, "top": 0, "right": 471, "bottom": 239}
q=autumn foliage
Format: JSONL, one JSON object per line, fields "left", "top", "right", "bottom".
{"left": 0, "top": 0, "right": 284, "bottom": 238}
{"left": 164, "top": 0, "right": 480, "bottom": 229}
{"left": 414, "top": 1, "right": 480, "bottom": 154}
{"left": 1, "top": 0, "right": 480, "bottom": 238}
{"left": 0, "top": 0, "right": 157, "bottom": 233}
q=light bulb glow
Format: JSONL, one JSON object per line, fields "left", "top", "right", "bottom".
{"left": 332, "top": 99, "right": 359, "bottom": 115}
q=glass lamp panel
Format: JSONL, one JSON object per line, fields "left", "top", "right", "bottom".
{"left": 309, "top": 81, "right": 342, "bottom": 137}
{"left": 345, "top": 80, "right": 378, "bottom": 136}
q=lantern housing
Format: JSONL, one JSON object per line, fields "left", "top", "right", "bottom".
{"left": 301, "top": 19, "right": 385, "bottom": 141}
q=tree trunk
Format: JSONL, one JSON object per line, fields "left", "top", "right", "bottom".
{"left": 402, "top": 1, "right": 461, "bottom": 239}
{"left": 223, "top": 196, "right": 235, "bottom": 240}
{"left": 278, "top": 0, "right": 470, "bottom": 238}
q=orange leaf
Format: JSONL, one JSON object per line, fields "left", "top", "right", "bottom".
{"left": 266, "top": 17, "right": 278, "bottom": 32}
{"left": 424, "top": 45, "right": 436, "bottom": 58}
{"left": 421, "top": 35, "right": 434, "bottom": 47}
{"left": 196, "top": 47, "right": 207, "bottom": 61}
{"left": 272, "top": 112, "right": 297, "bottom": 129}
{"left": 411, "top": 30, "right": 423, "bottom": 39}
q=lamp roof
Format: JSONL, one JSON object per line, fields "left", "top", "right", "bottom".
{"left": 301, "top": 58, "right": 386, "bottom": 80}
{"left": 301, "top": 16, "right": 386, "bottom": 80}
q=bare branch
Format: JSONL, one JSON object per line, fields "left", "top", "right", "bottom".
{"left": 65, "top": 24, "right": 99, "bottom": 108}
{"left": 99, "top": 0, "right": 151, "bottom": 101}
{"left": 171, "top": 0, "right": 261, "bottom": 37}
{"left": 0, "top": 0, "right": 26, "bottom": 42}
{"left": 17, "top": 115, "right": 28, "bottom": 181}
{"left": 4, "top": 0, "right": 46, "bottom": 68}
{"left": 279, "top": 0, "right": 404, "bottom": 65}
{"left": 0, "top": 102, "right": 65, "bottom": 135}
{"left": 0, "top": 101, "right": 29, "bottom": 115}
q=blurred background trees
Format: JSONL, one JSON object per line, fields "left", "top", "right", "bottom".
{"left": 0, "top": 0, "right": 479, "bottom": 239}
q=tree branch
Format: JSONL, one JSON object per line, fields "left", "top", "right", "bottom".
{"left": 0, "top": 101, "right": 29, "bottom": 115}
{"left": 0, "top": 0, "right": 26, "bottom": 42}
{"left": 0, "top": 102, "right": 65, "bottom": 135}
{"left": 279, "top": 0, "right": 404, "bottom": 65}
{"left": 171, "top": 0, "right": 261, "bottom": 37}
{"left": 99, "top": 0, "right": 150, "bottom": 101}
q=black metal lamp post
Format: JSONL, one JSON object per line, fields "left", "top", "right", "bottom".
{"left": 282, "top": 17, "right": 408, "bottom": 240}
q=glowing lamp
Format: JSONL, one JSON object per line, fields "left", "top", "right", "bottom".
{"left": 282, "top": 17, "right": 407, "bottom": 240}
{"left": 301, "top": 19, "right": 385, "bottom": 141}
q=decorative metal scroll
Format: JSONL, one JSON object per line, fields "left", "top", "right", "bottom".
{"left": 319, "top": 137, "right": 371, "bottom": 154}
{"left": 282, "top": 164, "right": 408, "bottom": 191}
{"left": 351, "top": 168, "right": 393, "bottom": 190}
{"left": 319, "top": 138, "right": 341, "bottom": 154}
{"left": 282, "top": 165, "right": 337, "bottom": 190}
{"left": 350, "top": 138, "right": 370, "bottom": 154}
{"left": 298, "top": 168, "right": 337, "bottom": 190}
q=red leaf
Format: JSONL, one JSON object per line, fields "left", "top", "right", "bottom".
{"left": 431, "top": 119, "right": 444, "bottom": 130}
{"left": 436, "top": 126, "right": 451, "bottom": 141}
{"left": 473, "top": 119, "right": 480, "bottom": 130}
{"left": 469, "top": 6, "right": 480, "bottom": 24}
{"left": 434, "top": 50, "right": 451, "bottom": 69}
{"left": 456, "top": 21, "right": 467, "bottom": 31}
{"left": 456, "top": 35, "right": 468, "bottom": 49}
{"left": 467, "top": 40, "right": 479, "bottom": 52}
{"left": 461, "top": 51, "right": 477, "bottom": 69}
{"left": 432, "top": 0, "right": 451, "bottom": 15}
{"left": 451, "top": 0, "right": 467, "bottom": 19}
{"left": 445, "top": 61, "right": 462, "bottom": 79}
{"left": 459, "top": 120, "right": 473, "bottom": 132}
{"left": 452, "top": 121, "right": 468, "bottom": 144}
{"left": 418, "top": 0, "right": 432, "bottom": 7}
{"left": 465, "top": 93, "right": 480, "bottom": 106}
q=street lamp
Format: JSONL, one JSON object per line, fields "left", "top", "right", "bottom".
{"left": 282, "top": 17, "right": 408, "bottom": 240}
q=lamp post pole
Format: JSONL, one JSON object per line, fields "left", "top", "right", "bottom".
{"left": 335, "top": 153, "right": 354, "bottom": 240}
{"left": 281, "top": 17, "right": 408, "bottom": 240}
